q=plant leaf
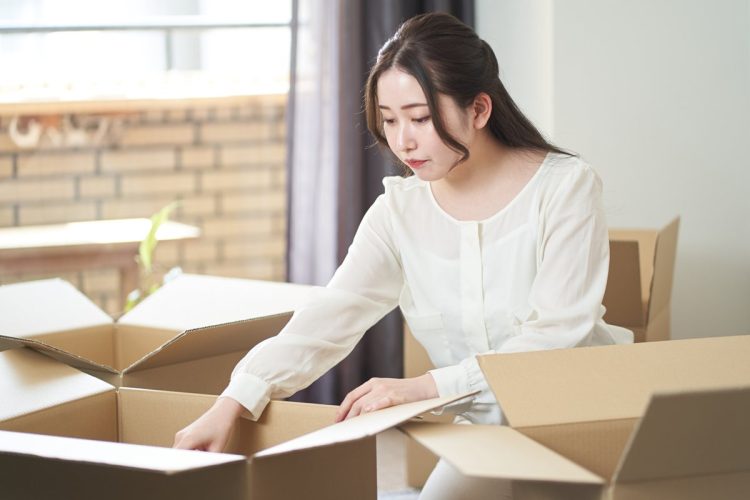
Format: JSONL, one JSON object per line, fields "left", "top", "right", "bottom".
{"left": 139, "top": 201, "right": 180, "bottom": 274}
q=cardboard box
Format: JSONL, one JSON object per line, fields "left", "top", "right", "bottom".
{"left": 0, "top": 273, "right": 314, "bottom": 394}
{"left": 401, "top": 334, "right": 750, "bottom": 499}
{"left": 0, "top": 347, "right": 474, "bottom": 500}
{"left": 605, "top": 217, "right": 680, "bottom": 343}
{"left": 401, "top": 218, "right": 680, "bottom": 486}
{"left": 403, "top": 323, "right": 453, "bottom": 487}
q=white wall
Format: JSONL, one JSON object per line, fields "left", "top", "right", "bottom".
{"left": 477, "top": 0, "right": 750, "bottom": 339}
{"left": 476, "top": 0, "right": 553, "bottom": 137}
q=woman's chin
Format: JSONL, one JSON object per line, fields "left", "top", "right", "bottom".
{"left": 412, "top": 168, "right": 442, "bottom": 182}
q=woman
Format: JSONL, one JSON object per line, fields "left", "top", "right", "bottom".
{"left": 174, "top": 12, "right": 632, "bottom": 498}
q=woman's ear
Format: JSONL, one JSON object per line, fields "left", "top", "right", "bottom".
{"left": 471, "top": 92, "right": 492, "bottom": 129}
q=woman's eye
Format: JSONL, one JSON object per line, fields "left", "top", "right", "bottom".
{"left": 383, "top": 118, "right": 396, "bottom": 125}
{"left": 413, "top": 115, "right": 431, "bottom": 124}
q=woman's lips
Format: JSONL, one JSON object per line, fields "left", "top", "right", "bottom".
{"left": 405, "top": 159, "right": 427, "bottom": 169}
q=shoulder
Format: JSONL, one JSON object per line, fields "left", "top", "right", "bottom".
{"left": 380, "top": 175, "right": 427, "bottom": 208}
{"left": 538, "top": 153, "right": 603, "bottom": 200}
{"left": 363, "top": 175, "right": 425, "bottom": 224}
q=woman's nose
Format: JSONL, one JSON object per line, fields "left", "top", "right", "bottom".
{"left": 397, "top": 125, "right": 416, "bottom": 152}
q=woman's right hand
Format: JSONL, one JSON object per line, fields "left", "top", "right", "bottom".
{"left": 173, "top": 396, "right": 244, "bottom": 452}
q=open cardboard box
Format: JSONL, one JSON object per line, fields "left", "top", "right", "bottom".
{"left": 402, "top": 217, "right": 681, "bottom": 487}
{"left": 0, "top": 347, "right": 474, "bottom": 500}
{"left": 0, "top": 273, "right": 314, "bottom": 394}
{"left": 605, "top": 217, "right": 680, "bottom": 343}
{"left": 401, "top": 334, "right": 750, "bottom": 499}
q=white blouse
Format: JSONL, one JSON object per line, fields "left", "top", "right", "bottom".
{"left": 222, "top": 153, "right": 633, "bottom": 424}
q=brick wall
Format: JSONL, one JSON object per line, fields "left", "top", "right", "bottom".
{"left": 0, "top": 95, "right": 288, "bottom": 315}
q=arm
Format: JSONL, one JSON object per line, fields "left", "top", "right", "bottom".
{"left": 222, "top": 194, "right": 404, "bottom": 417}
{"left": 175, "top": 194, "right": 404, "bottom": 449}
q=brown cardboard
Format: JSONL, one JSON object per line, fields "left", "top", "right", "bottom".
{"left": 400, "top": 335, "right": 750, "bottom": 499}
{"left": 399, "top": 422, "right": 601, "bottom": 483}
{"left": 402, "top": 322, "right": 451, "bottom": 487}
{"left": 0, "top": 347, "right": 247, "bottom": 499}
{"left": 0, "top": 430, "right": 248, "bottom": 500}
{"left": 614, "top": 386, "right": 750, "bottom": 483}
{"left": 401, "top": 219, "right": 680, "bottom": 486}
{"left": 605, "top": 217, "right": 680, "bottom": 342}
{"left": 0, "top": 348, "right": 476, "bottom": 499}
{"left": 0, "top": 273, "right": 314, "bottom": 393}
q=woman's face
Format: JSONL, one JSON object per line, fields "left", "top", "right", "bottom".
{"left": 377, "top": 67, "right": 474, "bottom": 181}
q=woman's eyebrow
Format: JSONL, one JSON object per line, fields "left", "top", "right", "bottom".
{"left": 378, "top": 103, "right": 428, "bottom": 110}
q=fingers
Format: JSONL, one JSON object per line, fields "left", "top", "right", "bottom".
{"left": 345, "top": 392, "right": 387, "bottom": 420}
{"left": 364, "top": 396, "right": 393, "bottom": 413}
{"left": 172, "top": 398, "right": 240, "bottom": 451}
{"left": 336, "top": 378, "right": 408, "bottom": 422}
{"left": 173, "top": 427, "right": 206, "bottom": 451}
{"left": 335, "top": 378, "right": 376, "bottom": 422}
{"left": 173, "top": 434, "right": 202, "bottom": 451}
{"left": 173, "top": 429, "right": 188, "bottom": 449}
{"left": 206, "top": 439, "right": 225, "bottom": 453}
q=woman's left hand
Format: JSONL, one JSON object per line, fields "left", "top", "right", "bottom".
{"left": 334, "top": 373, "right": 438, "bottom": 422}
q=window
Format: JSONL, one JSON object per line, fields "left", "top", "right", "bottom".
{"left": 0, "top": 0, "right": 293, "bottom": 102}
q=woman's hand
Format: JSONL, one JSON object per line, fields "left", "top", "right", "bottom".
{"left": 173, "top": 396, "right": 244, "bottom": 452}
{"left": 334, "top": 373, "right": 438, "bottom": 422}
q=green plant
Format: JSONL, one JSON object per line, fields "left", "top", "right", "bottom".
{"left": 124, "top": 201, "right": 182, "bottom": 312}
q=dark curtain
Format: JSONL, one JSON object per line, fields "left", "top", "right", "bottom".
{"left": 288, "top": 0, "right": 475, "bottom": 405}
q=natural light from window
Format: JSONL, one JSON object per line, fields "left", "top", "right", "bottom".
{"left": 0, "top": 0, "right": 292, "bottom": 102}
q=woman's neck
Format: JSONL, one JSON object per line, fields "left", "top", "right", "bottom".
{"left": 437, "top": 132, "right": 514, "bottom": 190}
{"left": 429, "top": 134, "right": 547, "bottom": 221}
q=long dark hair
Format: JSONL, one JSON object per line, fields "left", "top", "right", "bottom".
{"left": 364, "top": 12, "right": 571, "bottom": 172}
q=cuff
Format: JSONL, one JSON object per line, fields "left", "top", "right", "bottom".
{"left": 220, "top": 372, "right": 272, "bottom": 421}
{"left": 429, "top": 363, "right": 471, "bottom": 398}
{"left": 428, "top": 364, "right": 472, "bottom": 415}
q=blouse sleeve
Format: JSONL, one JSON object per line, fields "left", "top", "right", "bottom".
{"left": 221, "top": 193, "right": 403, "bottom": 419}
{"left": 429, "top": 164, "right": 624, "bottom": 414}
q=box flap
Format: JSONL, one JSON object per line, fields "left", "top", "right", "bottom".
{"left": 604, "top": 239, "right": 645, "bottom": 326}
{"left": 254, "top": 392, "right": 477, "bottom": 458}
{"left": 478, "top": 335, "right": 750, "bottom": 427}
{"left": 0, "top": 336, "right": 118, "bottom": 374}
{"left": 614, "top": 386, "right": 750, "bottom": 483}
{"left": 124, "top": 314, "right": 291, "bottom": 372}
{"left": 0, "top": 348, "right": 114, "bottom": 422}
{"left": 0, "top": 279, "right": 112, "bottom": 339}
{"left": 646, "top": 217, "right": 679, "bottom": 321}
{"left": 609, "top": 228, "right": 658, "bottom": 308}
{"left": 118, "top": 273, "right": 313, "bottom": 331}
{"left": 0, "top": 430, "right": 244, "bottom": 474}
{"left": 400, "top": 421, "right": 603, "bottom": 484}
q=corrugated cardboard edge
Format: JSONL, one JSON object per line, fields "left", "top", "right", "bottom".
{"left": 255, "top": 392, "right": 479, "bottom": 458}
{"left": 121, "top": 313, "right": 292, "bottom": 373}
{"left": 0, "top": 335, "right": 118, "bottom": 374}
{"left": 0, "top": 429, "right": 245, "bottom": 474}
{"left": 646, "top": 217, "right": 680, "bottom": 324}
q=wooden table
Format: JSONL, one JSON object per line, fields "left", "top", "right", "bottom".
{"left": 0, "top": 218, "right": 200, "bottom": 306}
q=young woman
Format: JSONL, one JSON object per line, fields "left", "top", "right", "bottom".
{"left": 174, "top": 12, "right": 632, "bottom": 498}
